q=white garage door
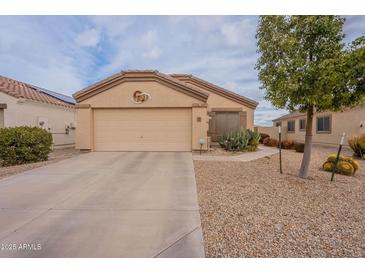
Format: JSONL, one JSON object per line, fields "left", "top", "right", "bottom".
{"left": 93, "top": 108, "right": 192, "bottom": 151}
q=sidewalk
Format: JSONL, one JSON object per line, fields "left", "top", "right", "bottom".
{"left": 193, "top": 145, "right": 278, "bottom": 162}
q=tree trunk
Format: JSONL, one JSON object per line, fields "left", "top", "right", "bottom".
{"left": 299, "top": 106, "right": 314, "bottom": 178}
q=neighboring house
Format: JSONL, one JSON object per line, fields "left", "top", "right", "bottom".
{"left": 261, "top": 103, "right": 365, "bottom": 146}
{"left": 0, "top": 75, "right": 76, "bottom": 148}
{"left": 73, "top": 70, "right": 258, "bottom": 152}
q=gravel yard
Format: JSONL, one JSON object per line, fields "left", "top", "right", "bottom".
{"left": 194, "top": 145, "right": 365, "bottom": 257}
{"left": 193, "top": 146, "right": 245, "bottom": 156}
{"left": 0, "top": 147, "right": 80, "bottom": 180}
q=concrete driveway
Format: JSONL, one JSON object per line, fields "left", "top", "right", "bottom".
{"left": 0, "top": 152, "right": 204, "bottom": 257}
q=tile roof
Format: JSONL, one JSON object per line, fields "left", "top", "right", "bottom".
{"left": 0, "top": 75, "right": 74, "bottom": 108}
{"left": 74, "top": 70, "right": 258, "bottom": 108}
{"left": 170, "top": 73, "right": 258, "bottom": 109}
{"left": 73, "top": 70, "right": 209, "bottom": 102}
{"left": 30, "top": 85, "right": 75, "bottom": 105}
{"left": 272, "top": 111, "right": 305, "bottom": 122}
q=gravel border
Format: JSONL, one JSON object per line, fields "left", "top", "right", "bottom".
{"left": 194, "top": 146, "right": 365, "bottom": 257}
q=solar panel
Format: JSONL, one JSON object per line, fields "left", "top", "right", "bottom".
{"left": 31, "top": 85, "right": 75, "bottom": 105}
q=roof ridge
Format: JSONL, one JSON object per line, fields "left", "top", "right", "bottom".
{"left": 73, "top": 72, "right": 122, "bottom": 98}
{"left": 272, "top": 111, "right": 305, "bottom": 122}
{"left": 73, "top": 70, "right": 209, "bottom": 102}
{"left": 170, "top": 73, "right": 258, "bottom": 108}
{"left": 156, "top": 71, "right": 209, "bottom": 97}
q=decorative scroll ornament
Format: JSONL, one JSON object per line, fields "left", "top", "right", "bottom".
{"left": 132, "top": 90, "right": 151, "bottom": 104}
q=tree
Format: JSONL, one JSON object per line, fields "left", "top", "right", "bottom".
{"left": 255, "top": 16, "right": 365, "bottom": 178}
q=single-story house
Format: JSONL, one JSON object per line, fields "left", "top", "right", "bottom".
{"left": 257, "top": 103, "right": 365, "bottom": 146}
{"left": 0, "top": 75, "right": 76, "bottom": 148}
{"left": 73, "top": 70, "right": 258, "bottom": 152}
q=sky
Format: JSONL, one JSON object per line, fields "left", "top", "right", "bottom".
{"left": 0, "top": 15, "right": 364, "bottom": 125}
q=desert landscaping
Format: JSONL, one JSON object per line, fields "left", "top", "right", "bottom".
{"left": 194, "top": 145, "right": 365, "bottom": 257}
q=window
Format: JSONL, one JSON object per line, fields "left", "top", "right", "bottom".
{"left": 287, "top": 120, "right": 295, "bottom": 132}
{"left": 299, "top": 119, "right": 306, "bottom": 131}
{"left": 317, "top": 116, "right": 331, "bottom": 133}
{"left": 275, "top": 121, "right": 281, "bottom": 127}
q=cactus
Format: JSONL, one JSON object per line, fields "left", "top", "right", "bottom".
{"left": 344, "top": 157, "right": 359, "bottom": 173}
{"left": 323, "top": 161, "right": 334, "bottom": 172}
{"left": 336, "top": 161, "right": 355, "bottom": 176}
{"left": 322, "top": 159, "right": 355, "bottom": 176}
{"left": 327, "top": 153, "right": 345, "bottom": 163}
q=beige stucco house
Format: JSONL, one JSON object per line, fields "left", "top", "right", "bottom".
{"left": 0, "top": 75, "right": 76, "bottom": 148}
{"left": 73, "top": 70, "right": 258, "bottom": 152}
{"left": 257, "top": 102, "right": 365, "bottom": 146}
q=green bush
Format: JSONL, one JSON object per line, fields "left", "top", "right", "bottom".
{"left": 348, "top": 135, "right": 365, "bottom": 158}
{"left": 294, "top": 142, "right": 305, "bottom": 153}
{"left": 219, "top": 129, "right": 260, "bottom": 152}
{"left": 0, "top": 126, "right": 53, "bottom": 166}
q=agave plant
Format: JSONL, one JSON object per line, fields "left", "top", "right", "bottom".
{"left": 247, "top": 130, "right": 261, "bottom": 149}
{"left": 219, "top": 129, "right": 259, "bottom": 152}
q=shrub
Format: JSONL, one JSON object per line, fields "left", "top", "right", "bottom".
{"left": 281, "top": 139, "right": 294, "bottom": 149}
{"left": 348, "top": 135, "right": 365, "bottom": 158}
{"left": 259, "top": 133, "right": 269, "bottom": 144}
{"left": 0, "top": 126, "right": 53, "bottom": 166}
{"left": 219, "top": 129, "right": 260, "bottom": 152}
{"left": 263, "top": 137, "right": 278, "bottom": 147}
{"left": 294, "top": 142, "right": 305, "bottom": 153}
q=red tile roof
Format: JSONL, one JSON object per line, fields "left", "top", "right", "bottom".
{"left": 0, "top": 75, "right": 74, "bottom": 108}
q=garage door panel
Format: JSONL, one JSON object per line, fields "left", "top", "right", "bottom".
{"left": 93, "top": 109, "right": 191, "bottom": 151}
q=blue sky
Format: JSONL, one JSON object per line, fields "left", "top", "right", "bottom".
{"left": 0, "top": 16, "right": 364, "bottom": 125}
